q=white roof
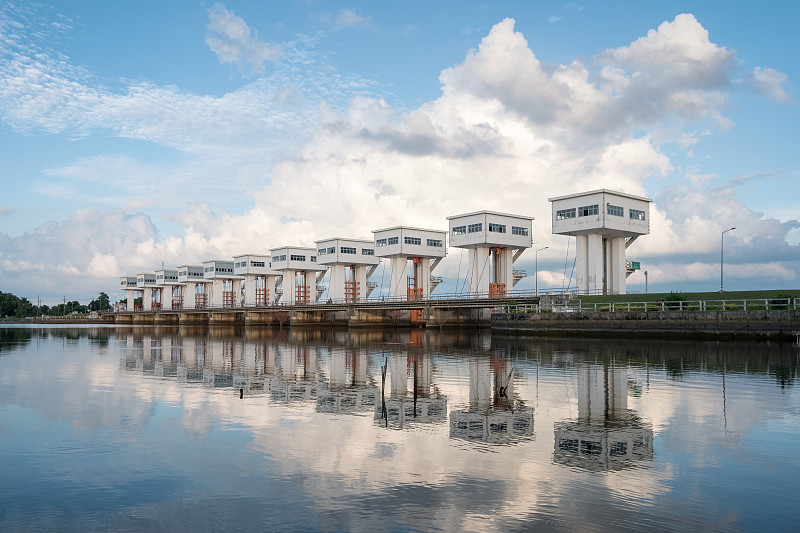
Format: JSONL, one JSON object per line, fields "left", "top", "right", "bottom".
{"left": 548, "top": 189, "right": 652, "bottom": 203}
{"left": 446, "top": 210, "right": 535, "bottom": 220}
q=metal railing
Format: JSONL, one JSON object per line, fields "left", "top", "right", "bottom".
{"left": 576, "top": 298, "right": 799, "bottom": 313}
{"left": 117, "top": 287, "right": 547, "bottom": 313}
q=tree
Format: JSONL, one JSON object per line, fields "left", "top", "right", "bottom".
{"left": 89, "top": 292, "right": 111, "bottom": 312}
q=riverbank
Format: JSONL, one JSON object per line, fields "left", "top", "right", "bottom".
{"left": 491, "top": 309, "right": 800, "bottom": 340}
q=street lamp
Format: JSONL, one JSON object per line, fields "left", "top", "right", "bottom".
{"left": 535, "top": 246, "right": 548, "bottom": 296}
{"left": 720, "top": 227, "right": 735, "bottom": 293}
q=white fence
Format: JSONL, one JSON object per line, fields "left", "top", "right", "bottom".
{"left": 571, "top": 298, "right": 799, "bottom": 313}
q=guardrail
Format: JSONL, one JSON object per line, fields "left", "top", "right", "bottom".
{"left": 576, "top": 298, "right": 799, "bottom": 313}
{"left": 117, "top": 288, "right": 546, "bottom": 313}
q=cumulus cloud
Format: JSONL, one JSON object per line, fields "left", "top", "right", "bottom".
{"left": 205, "top": 3, "right": 280, "bottom": 75}
{"left": 752, "top": 66, "right": 792, "bottom": 103}
{"left": 0, "top": 10, "right": 797, "bottom": 299}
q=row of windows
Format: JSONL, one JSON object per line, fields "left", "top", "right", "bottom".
{"left": 363, "top": 248, "right": 375, "bottom": 255}
{"left": 607, "top": 204, "right": 624, "bottom": 217}
{"left": 452, "top": 225, "right": 466, "bottom": 235}
{"left": 236, "top": 260, "right": 267, "bottom": 268}
{"left": 512, "top": 226, "right": 528, "bottom": 236}
{"left": 558, "top": 204, "right": 647, "bottom": 221}
{"left": 488, "top": 223, "right": 505, "bottom": 233}
{"left": 341, "top": 246, "right": 357, "bottom": 254}
{"left": 290, "top": 254, "right": 306, "bottom": 261}
{"left": 556, "top": 208, "right": 576, "bottom": 220}
{"left": 177, "top": 270, "right": 203, "bottom": 278}
{"left": 272, "top": 255, "right": 286, "bottom": 262}
{"left": 318, "top": 247, "right": 336, "bottom": 255}
{"left": 630, "top": 209, "right": 646, "bottom": 220}
{"left": 468, "top": 223, "right": 482, "bottom": 233}
{"left": 428, "top": 239, "right": 443, "bottom": 247}
{"left": 405, "top": 237, "right": 421, "bottom": 245}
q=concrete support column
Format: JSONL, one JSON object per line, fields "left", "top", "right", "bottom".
{"left": 586, "top": 234, "right": 604, "bottom": 295}
{"left": 609, "top": 237, "right": 627, "bottom": 295}
{"left": 328, "top": 264, "right": 347, "bottom": 301}
{"left": 159, "top": 287, "right": 171, "bottom": 310}
{"left": 415, "top": 258, "right": 432, "bottom": 298}
{"left": 354, "top": 266, "right": 368, "bottom": 302}
{"left": 389, "top": 258, "right": 408, "bottom": 299}
{"left": 143, "top": 288, "right": 154, "bottom": 311}
{"left": 469, "top": 248, "right": 491, "bottom": 295}
{"left": 280, "top": 270, "right": 296, "bottom": 304}
{"left": 185, "top": 283, "right": 196, "bottom": 308}
{"left": 243, "top": 276, "right": 255, "bottom": 306}
{"left": 232, "top": 279, "right": 243, "bottom": 307}
{"left": 493, "top": 247, "right": 514, "bottom": 289}
{"left": 575, "top": 235, "right": 587, "bottom": 294}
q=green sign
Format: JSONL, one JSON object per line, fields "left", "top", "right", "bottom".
{"left": 630, "top": 261, "right": 640, "bottom": 270}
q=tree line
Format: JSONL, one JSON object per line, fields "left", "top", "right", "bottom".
{"left": 0, "top": 291, "right": 112, "bottom": 318}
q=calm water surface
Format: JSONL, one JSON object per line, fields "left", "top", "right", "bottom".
{"left": 1, "top": 325, "right": 798, "bottom": 532}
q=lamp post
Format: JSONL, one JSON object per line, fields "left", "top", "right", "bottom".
{"left": 720, "top": 227, "right": 735, "bottom": 293}
{"left": 644, "top": 270, "right": 648, "bottom": 294}
{"left": 535, "top": 246, "right": 548, "bottom": 296}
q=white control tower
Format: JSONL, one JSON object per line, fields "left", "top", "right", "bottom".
{"left": 315, "top": 238, "right": 379, "bottom": 302}
{"left": 372, "top": 226, "right": 447, "bottom": 300}
{"left": 549, "top": 189, "right": 651, "bottom": 295}
{"left": 447, "top": 211, "right": 533, "bottom": 297}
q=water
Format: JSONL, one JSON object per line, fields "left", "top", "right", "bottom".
{"left": 1, "top": 325, "right": 798, "bottom": 532}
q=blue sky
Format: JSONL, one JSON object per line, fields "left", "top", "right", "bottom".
{"left": 0, "top": 1, "right": 798, "bottom": 304}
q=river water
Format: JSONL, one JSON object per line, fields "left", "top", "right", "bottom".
{"left": 0, "top": 325, "right": 798, "bottom": 532}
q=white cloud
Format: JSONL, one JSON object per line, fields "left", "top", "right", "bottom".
{"left": 335, "top": 9, "right": 371, "bottom": 28}
{"left": 752, "top": 66, "right": 792, "bottom": 103}
{"left": 0, "top": 12, "right": 797, "bottom": 299}
{"left": 0, "top": 205, "right": 10, "bottom": 216}
{"left": 316, "top": 9, "right": 373, "bottom": 30}
{"left": 205, "top": 3, "right": 280, "bottom": 75}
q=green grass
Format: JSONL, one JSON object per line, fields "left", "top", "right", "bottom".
{"left": 577, "top": 289, "right": 800, "bottom": 304}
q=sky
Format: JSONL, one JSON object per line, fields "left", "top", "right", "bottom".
{"left": 0, "top": 0, "right": 798, "bottom": 305}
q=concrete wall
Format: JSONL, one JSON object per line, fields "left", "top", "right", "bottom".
{"left": 492, "top": 310, "right": 800, "bottom": 339}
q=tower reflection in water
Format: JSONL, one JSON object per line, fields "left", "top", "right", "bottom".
{"left": 376, "top": 350, "right": 448, "bottom": 429}
{"left": 449, "top": 355, "right": 534, "bottom": 444}
{"left": 554, "top": 361, "right": 653, "bottom": 471}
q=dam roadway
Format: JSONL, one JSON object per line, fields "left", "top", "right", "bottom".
{"left": 113, "top": 293, "right": 542, "bottom": 327}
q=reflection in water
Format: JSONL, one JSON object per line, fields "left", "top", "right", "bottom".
{"left": 2, "top": 325, "right": 799, "bottom": 532}
{"left": 377, "top": 351, "right": 448, "bottom": 429}
{"left": 554, "top": 362, "right": 653, "bottom": 471}
{"left": 450, "top": 355, "right": 534, "bottom": 444}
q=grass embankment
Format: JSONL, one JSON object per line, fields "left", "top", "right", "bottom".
{"left": 578, "top": 289, "right": 800, "bottom": 304}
